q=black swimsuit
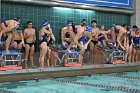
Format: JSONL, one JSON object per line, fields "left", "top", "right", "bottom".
{"left": 65, "top": 32, "right": 71, "bottom": 45}
{"left": 25, "top": 42, "right": 34, "bottom": 47}
{"left": 25, "top": 39, "right": 34, "bottom": 47}
{"left": 40, "top": 33, "right": 48, "bottom": 45}
{"left": 14, "top": 40, "right": 22, "bottom": 44}
{"left": 47, "top": 38, "right": 53, "bottom": 46}
{"left": 128, "top": 36, "right": 132, "bottom": 46}
{"left": 91, "top": 40, "right": 98, "bottom": 45}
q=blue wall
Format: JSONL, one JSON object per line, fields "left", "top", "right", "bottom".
{"left": 61, "top": 0, "right": 132, "bottom": 9}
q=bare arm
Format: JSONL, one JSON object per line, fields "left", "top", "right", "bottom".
{"left": 102, "top": 32, "right": 108, "bottom": 41}
{"left": 33, "top": 29, "right": 36, "bottom": 41}
{"left": 0, "top": 30, "right": 2, "bottom": 37}
{"left": 44, "top": 30, "right": 52, "bottom": 35}
{"left": 110, "top": 28, "right": 116, "bottom": 43}
{"left": 117, "top": 30, "right": 125, "bottom": 50}
{"left": 84, "top": 32, "right": 92, "bottom": 46}
{"left": 50, "top": 28, "right": 55, "bottom": 42}
{"left": 94, "top": 31, "right": 101, "bottom": 39}
{"left": 73, "top": 28, "right": 83, "bottom": 48}
{"left": 1, "top": 21, "right": 15, "bottom": 33}
{"left": 24, "top": 29, "right": 28, "bottom": 39}
{"left": 20, "top": 32, "right": 25, "bottom": 45}
{"left": 39, "top": 28, "right": 44, "bottom": 41}
{"left": 124, "top": 36, "right": 127, "bottom": 47}
{"left": 106, "top": 29, "right": 115, "bottom": 44}
{"left": 61, "top": 28, "right": 66, "bottom": 44}
{"left": 104, "top": 29, "right": 111, "bottom": 34}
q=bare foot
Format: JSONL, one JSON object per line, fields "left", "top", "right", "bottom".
{"left": 31, "top": 66, "right": 36, "bottom": 69}
{"left": 5, "top": 50, "right": 10, "bottom": 54}
{"left": 67, "top": 48, "right": 71, "bottom": 53}
{"left": 25, "top": 66, "right": 28, "bottom": 69}
{"left": 40, "top": 67, "right": 45, "bottom": 71}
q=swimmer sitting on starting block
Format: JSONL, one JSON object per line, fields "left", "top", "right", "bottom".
{"left": 67, "top": 19, "right": 92, "bottom": 51}
{"left": 61, "top": 21, "right": 72, "bottom": 46}
{"left": 11, "top": 24, "right": 25, "bottom": 51}
{"left": 112, "top": 24, "right": 127, "bottom": 50}
{"left": 61, "top": 21, "right": 76, "bottom": 64}
{"left": 0, "top": 17, "right": 20, "bottom": 53}
{"left": 67, "top": 19, "right": 92, "bottom": 64}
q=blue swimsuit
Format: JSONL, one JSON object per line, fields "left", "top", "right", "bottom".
{"left": 86, "top": 26, "right": 92, "bottom": 32}
{"left": 98, "top": 33, "right": 105, "bottom": 45}
{"left": 112, "top": 24, "right": 119, "bottom": 33}
{"left": 74, "top": 28, "right": 86, "bottom": 44}
{"left": 133, "top": 36, "right": 140, "bottom": 45}
{"left": 3, "top": 20, "right": 7, "bottom": 27}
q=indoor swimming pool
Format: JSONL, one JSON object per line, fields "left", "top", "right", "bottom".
{"left": 0, "top": 71, "right": 140, "bottom": 93}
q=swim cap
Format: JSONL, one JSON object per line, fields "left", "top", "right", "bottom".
{"left": 112, "top": 24, "right": 116, "bottom": 26}
{"left": 67, "top": 21, "right": 72, "bottom": 25}
{"left": 14, "top": 17, "right": 20, "bottom": 21}
{"left": 127, "top": 26, "right": 132, "bottom": 30}
{"left": 42, "top": 21, "right": 48, "bottom": 26}
{"left": 86, "top": 26, "right": 92, "bottom": 32}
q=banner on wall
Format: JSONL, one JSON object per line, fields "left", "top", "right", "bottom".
{"left": 60, "top": 0, "right": 132, "bottom": 9}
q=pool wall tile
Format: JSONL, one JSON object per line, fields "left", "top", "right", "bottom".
{"left": 1, "top": 2, "right": 130, "bottom": 52}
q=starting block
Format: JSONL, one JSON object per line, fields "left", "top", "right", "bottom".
{"left": 0, "top": 50, "right": 23, "bottom": 71}
{"left": 112, "top": 60, "right": 125, "bottom": 65}
{"left": 62, "top": 50, "right": 81, "bottom": 67}
{"left": 0, "top": 67, "right": 7, "bottom": 71}
{"left": 49, "top": 44, "right": 81, "bottom": 67}
{"left": 133, "top": 45, "right": 140, "bottom": 50}
{"left": 98, "top": 45, "right": 125, "bottom": 64}
{"left": 5, "top": 66, "right": 22, "bottom": 70}
{"left": 64, "top": 62, "right": 82, "bottom": 67}
{"left": 0, "top": 66, "right": 22, "bottom": 71}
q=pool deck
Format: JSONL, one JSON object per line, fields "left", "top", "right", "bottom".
{"left": 0, "top": 62, "right": 140, "bottom": 82}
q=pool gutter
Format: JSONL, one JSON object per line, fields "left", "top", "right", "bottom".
{"left": 0, "top": 64, "right": 140, "bottom": 82}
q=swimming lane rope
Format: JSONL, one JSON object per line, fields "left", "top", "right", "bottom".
{"left": 0, "top": 89, "right": 17, "bottom": 93}
{"left": 104, "top": 73, "right": 140, "bottom": 80}
{"left": 48, "top": 78, "right": 140, "bottom": 93}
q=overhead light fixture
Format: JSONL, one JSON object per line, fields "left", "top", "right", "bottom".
{"left": 53, "top": 7, "right": 71, "bottom": 10}
{"left": 53, "top": 2, "right": 59, "bottom": 5}
{"left": 81, "top": 5, "right": 90, "bottom": 8}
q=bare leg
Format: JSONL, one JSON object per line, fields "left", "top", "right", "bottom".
{"left": 17, "top": 42, "right": 23, "bottom": 50}
{"left": 39, "top": 43, "right": 47, "bottom": 70}
{"left": 51, "top": 51, "right": 57, "bottom": 66}
{"left": 93, "top": 46, "right": 97, "bottom": 64}
{"left": 25, "top": 44, "right": 30, "bottom": 68}
{"left": 135, "top": 51, "right": 139, "bottom": 63}
{"left": 90, "top": 42, "right": 94, "bottom": 64}
{"left": 132, "top": 48, "right": 136, "bottom": 63}
{"left": 125, "top": 45, "right": 129, "bottom": 62}
{"left": 67, "top": 42, "right": 76, "bottom": 52}
{"left": 11, "top": 41, "right": 18, "bottom": 49}
{"left": 46, "top": 47, "right": 51, "bottom": 67}
{"left": 80, "top": 48, "right": 85, "bottom": 64}
{"left": 30, "top": 45, "right": 35, "bottom": 68}
{"left": 64, "top": 55, "right": 69, "bottom": 64}
{"left": 128, "top": 45, "right": 132, "bottom": 63}
{"left": 5, "top": 33, "right": 12, "bottom": 53}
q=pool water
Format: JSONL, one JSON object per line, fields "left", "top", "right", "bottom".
{"left": 0, "top": 71, "right": 140, "bottom": 93}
